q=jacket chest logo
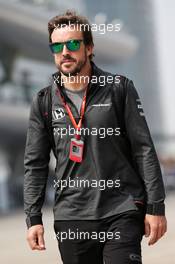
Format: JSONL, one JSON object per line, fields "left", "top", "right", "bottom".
{"left": 52, "top": 107, "right": 65, "bottom": 120}
{"left": 91, "top": 103, "right": 112, "bottom": 107}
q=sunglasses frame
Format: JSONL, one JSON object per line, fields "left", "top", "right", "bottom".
{"left": 49, "top": 39, "right": 84, "bottom": 53}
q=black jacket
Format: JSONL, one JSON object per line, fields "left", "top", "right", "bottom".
{"left": 24, "top": 62, "right": 165, "bottom": 228}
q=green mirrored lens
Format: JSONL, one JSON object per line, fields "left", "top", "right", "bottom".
{"left": 52, "top": 43, "right": 63, "bottom": 53}
{"left": 50, "top": 40, "right": 82, "bottom": 53}
{"left": 67, "top": 40, "right": 81, "bottom": 51}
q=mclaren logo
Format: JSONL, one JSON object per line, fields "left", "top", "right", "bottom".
{"left": 91, "top": 103, "right": 111, "bottom": 107}
{"left": 52, "top": 107, "right": 65, "bottom": 120}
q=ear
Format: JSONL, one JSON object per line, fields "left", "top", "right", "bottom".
{"left": 86, "top": 44, "right": 94, "bottom": 57}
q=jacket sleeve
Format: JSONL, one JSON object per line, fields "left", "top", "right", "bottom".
{"left": 124, "top": 79, "right": 165, "bottom": 215}
{"left": 24, "top": 93, "right": 51, "bottom": 228}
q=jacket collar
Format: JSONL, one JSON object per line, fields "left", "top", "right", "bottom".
{"left": 52, "top": 61, "right": 106, "bottom": 106}
{"left": 52, "top": 61, "right": 103, "bottom": 90}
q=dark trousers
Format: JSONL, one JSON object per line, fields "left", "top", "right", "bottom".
{"left": 54, "top": 205, "right": 145, "bottom": 264}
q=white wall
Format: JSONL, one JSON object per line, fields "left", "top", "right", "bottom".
{"left": 153, "top": 0, "right": 175, "bottom": 155}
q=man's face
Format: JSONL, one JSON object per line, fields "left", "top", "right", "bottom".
{"left": 51, "top": 25, "right": 93, "bottom": 76}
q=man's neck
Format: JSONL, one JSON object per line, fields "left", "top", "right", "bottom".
{"left": 60, "top": 61, "right": 92, "bottom": 91}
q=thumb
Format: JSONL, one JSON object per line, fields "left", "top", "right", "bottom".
{"left": 38, "top": 232, "right": 46, "bottom": 250}
{"left": 144, "top": 220, "right": 150, "bottom": 237}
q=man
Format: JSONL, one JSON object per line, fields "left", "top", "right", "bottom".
{"left": 24, "top": 11, "right": 167, "bottom": 264}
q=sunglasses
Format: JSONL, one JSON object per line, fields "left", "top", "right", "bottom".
{"left": 49, "top": 39, "right": 83, "bottom": 53}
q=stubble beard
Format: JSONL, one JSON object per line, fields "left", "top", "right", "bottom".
{"left": 56, "top": 50, "right": 88, "bottom": 77}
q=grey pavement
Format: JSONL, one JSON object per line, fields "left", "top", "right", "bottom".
{"left": 0, "top": 194, "right": 174, "bottom": 264}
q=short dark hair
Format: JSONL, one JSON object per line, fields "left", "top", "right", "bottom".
{"left": 48, "top": 10, "right": 94, "bottom": 60}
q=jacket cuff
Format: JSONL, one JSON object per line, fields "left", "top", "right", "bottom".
{"left": 146, "top": 203, "right": 165, "bottom": 216}
{"left": 26, "top": 215, "right": 43, "bottom": 229}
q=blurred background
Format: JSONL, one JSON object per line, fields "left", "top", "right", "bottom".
{"left": 0, "top": 0, "right": 174, "bottom": 263}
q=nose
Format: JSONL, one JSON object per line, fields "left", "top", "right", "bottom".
{"left": 62, "top": 43, "right": 71, "bottom": 56}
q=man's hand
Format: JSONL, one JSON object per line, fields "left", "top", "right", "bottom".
{"left": 144, "top": 214, "right": 167, "bottom": 246}
{"left": 26, "top": 224, "right": 46, "bottom": 250}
